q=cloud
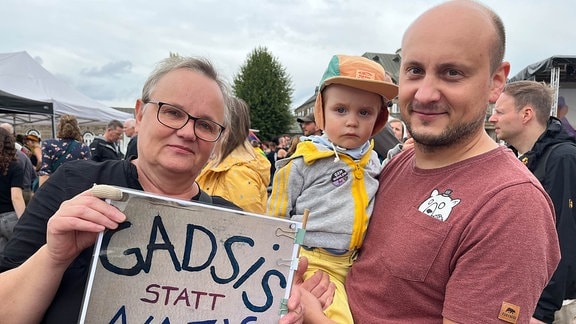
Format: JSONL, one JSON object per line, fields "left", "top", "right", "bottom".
{"left": 81, "top": 60, "right": 132, "bottom": 78}
{"left": 1, "top": 0, "right": 575, "bottom": 109}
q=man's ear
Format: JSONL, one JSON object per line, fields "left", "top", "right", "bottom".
{"left": 521, "top": 106, "right": 535, "bottom": 124}
{"left": 489, "top": 62, "right": 511, "bottom": 104}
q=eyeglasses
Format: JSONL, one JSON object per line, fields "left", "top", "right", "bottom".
{"left": 145, "top": 101, "right": 225, "bottom": 142}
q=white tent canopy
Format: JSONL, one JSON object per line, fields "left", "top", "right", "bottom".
{"left": 0, "top": 51, "right": 132, "bottom": 128}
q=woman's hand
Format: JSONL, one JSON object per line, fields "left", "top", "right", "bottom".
{"left": 45, "top": 188, "right": 126, "bottom": 267}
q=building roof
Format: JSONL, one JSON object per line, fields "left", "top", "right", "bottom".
{"left": 362, "top": 52, "right": 401, "bottom": 84}
{"left": 509, "top": 55, "right": 576, "bottom": 83}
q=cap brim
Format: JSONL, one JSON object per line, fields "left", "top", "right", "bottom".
{"left": 323, "top": 77, "right": 398, "bottom": 101}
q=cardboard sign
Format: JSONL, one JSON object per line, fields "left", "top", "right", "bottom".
{"left": 79, "top": 187, "right": 301, "bottom": 323}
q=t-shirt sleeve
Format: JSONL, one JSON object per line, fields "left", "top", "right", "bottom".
{"left": 9, "top": 161, "right": 24, "bottom": 189}
{"left": 39, "top": 140, "right": 52, "bottom": 174}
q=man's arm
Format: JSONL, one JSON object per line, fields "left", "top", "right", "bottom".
{"left": 533, "top": 153, "right": 576, "bottom": 322}
{"left": 89, "top": 141, "right": 101, "bottom": 162}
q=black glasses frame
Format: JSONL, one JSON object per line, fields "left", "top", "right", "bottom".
{"left": 145, "top": 100, "right": 225, "bottom": 142}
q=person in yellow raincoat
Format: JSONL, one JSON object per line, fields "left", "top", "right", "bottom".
{"left": 197, "top": 96, "right": 271, "bottom": 214}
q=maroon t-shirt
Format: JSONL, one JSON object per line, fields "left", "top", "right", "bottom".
{"left": 347, "top": 147, "right": 560, "bottom": 323}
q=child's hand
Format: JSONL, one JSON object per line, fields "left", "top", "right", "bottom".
{"left": 402, "top": 137, "right": 415, "bottom": 151}
{"left": 301, "top": 270, "right": 335, "bottom": 310}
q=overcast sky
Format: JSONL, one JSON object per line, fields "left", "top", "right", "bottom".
{"left": 2, "top": 0, "right": 574, "bottom": 110}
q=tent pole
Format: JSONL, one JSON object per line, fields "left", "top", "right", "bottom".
{"left": 551, "top": 66, "right": 560, "bottom": 117}
{"left": 51, "top": 114, "right": 56, "bottom": 138}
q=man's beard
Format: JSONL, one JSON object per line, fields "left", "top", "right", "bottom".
{"left": 405, "top": 105, "right": 486, "bottom": 151}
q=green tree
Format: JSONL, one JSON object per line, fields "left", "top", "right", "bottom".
{"left": 233, "top": 46, "right": 294, "bottom": 141}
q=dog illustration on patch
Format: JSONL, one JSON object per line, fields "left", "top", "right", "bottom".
{"left": 418, "top": 189, "right": 461, "bottom": 221}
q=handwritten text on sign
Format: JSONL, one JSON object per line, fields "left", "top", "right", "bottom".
{"left": 80, "top": 192, "right": 300, "bottom": 323}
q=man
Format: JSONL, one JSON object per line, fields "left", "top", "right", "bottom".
{"left": 89, "top": 119, "right": 124, "bottom": 161}
{"left": 23, "top": 134, "right": 42, "bottom": 171}
{"left": 557, "top": 96, "right": 576, "bottom": 137}
{"left": 387, "top": 118, "right": 405, "bottom": 141}
{"left": 297, "top": 113, "right": 322, "bottom": 136}
{"left": 490, "top": 80, "right": 576, "bottom": 324}
{"left": 296, "top": 1, "right": 560, "bottom": 323}
{"left": 0, "top": 123, "right": 36, "bottom": 203}
{"left": 123, "top": 118, "right": 136, "bottom": 138}
{"left": 372, "top": 123, "right": 401, "bottom": 160}
{"left": 123, "top": 118, "right": 138, "bottom": 159}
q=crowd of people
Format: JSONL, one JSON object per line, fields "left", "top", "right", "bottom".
{"left": 0, "top": 113, "right": 142, "bottom": 254}
{"left": 0, "top": 1, "right": 574, "bottom": 323}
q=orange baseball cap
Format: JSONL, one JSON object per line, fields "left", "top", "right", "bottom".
{"left": 314, "top": 55, "right": 398, "bottom": 136}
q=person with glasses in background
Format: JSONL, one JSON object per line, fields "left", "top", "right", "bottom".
{"left": 0, "top": 56, "right": 295, "bottom": 323}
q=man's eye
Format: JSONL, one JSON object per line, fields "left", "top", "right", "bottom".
{"left": 407, "top": 67, "right": 423, "bottom": 75}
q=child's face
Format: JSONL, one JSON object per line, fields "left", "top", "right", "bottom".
{"left": 322, "top": 84, "right": 381, "bottom": 149}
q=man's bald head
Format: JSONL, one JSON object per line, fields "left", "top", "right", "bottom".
{"left": 0, "top": 123, "right": 14, "bottom": 134}
{"left": 403, "top": 0, "right": 505, "bottom": 73}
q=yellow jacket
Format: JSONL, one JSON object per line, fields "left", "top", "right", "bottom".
{"left": 197, "top": 147, "right": 271, "bottom": 214}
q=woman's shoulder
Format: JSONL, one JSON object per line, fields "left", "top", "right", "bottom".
{"left": 8, "top": 159, "right": 23, "bottom": 170}
{"left": 63, "top": 158, "right": 127, "bottom": 169}
{"left": 42, "top": 138, "right": 60, "bottom": 145}
{"left": 56, "top": 159, "right": 136, "bottom": 189}
{"left": 42, "top": 138, "right": 69, "bottom": 149}
{"left": 69, "top": 139, "right": 90, "bottom": 149}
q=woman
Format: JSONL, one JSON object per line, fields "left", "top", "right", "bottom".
{"left": 38, "top": 114, "right": 91, "bottom": 186}
{"left": 0, "top": 56, "right": 240, "bottom": 323}
{"left": 0, "top": 56, "right": 306, "bottom": 324}
{"left": 23, "top": 134, "right": 42, "bottom": 171}
{"left": 0, "top": 128, "right": 25, "bottom": 253}
{"left": 197, "top": 97, "right": 271, "bottom": 213}
{"left": 285, "top": 135, "right": 301, "bottom": 158}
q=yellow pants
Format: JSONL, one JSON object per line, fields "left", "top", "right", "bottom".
{"left": 300, "top": 247, "right": 356, "bottom": 324}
